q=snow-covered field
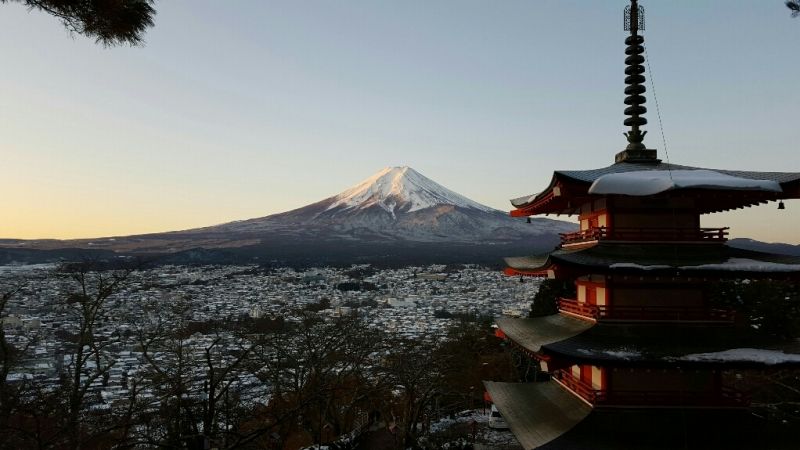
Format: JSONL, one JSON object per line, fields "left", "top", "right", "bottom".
{"left": 428, "top": 409, "right": 522, "bottom": 450}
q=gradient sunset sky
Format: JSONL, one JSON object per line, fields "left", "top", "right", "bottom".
{"left": 2, "top": 1, "right": 799, "bottom": 243}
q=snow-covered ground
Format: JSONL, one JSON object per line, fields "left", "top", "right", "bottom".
{"left": 428, "top": 409, "right": 522, "bottom": 450}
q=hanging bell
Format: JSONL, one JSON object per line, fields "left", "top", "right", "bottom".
{"left": 778, "top": 201, "right": 786, "bottom": 210}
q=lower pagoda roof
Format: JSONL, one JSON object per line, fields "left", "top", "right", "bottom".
{"left": 547, "top": 322, "right": 800, "bottom": 369}
{"left": 495, "top": 315, "right": 594, "bottom": 354}
{"left": 487, "top": 381, "right": 797, "bottom": 450}
{"left": 497, "top": 316, "right": 800, "bottom": 369}
{"left": 505, "top": 243, "right": 800, "bottom": 279}
{"left": 483, "top": 381, "right": 591, "bottom": 450}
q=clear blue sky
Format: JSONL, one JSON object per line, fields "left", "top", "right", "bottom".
{"left": 1, "top": 1, "right": 798, "bottom": 242}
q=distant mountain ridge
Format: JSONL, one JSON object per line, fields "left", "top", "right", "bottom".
{"left": 727, "top": 238, "right": 800, "bottom": 257}
{"left": 0, "top": 166, "right": 576, "bottom": 265}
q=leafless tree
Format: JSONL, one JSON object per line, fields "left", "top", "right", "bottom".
{"left": 0, "top": 286, "right": 21, "bottom": 403}
{"left": 250, "top": 311, "right": 388, "bottom": 449}
{"left": 381, "top": 337, "right": 450, "bottom": 448}
{"left": 132, "top": 297, "right": 266, "bottom": 449}
{"left": 0, "top": 285, "right": 24, "bottom": 447}
{"left": 0, "top": 262, "right": 138, "bottom": 449}
{"left": 57, "top": 262, "right": 135, "bottom": 448}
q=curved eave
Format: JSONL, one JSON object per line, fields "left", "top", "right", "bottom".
{"left": 510, "top": 175, "right": 590, "bottom": 217}
{"left": 487, "top": 383, "right": 793, "bottom": 450}
{"left": 780, "top": 179, "right": 800, "bottom": 197}
{"left": 510, "top": 173, "right": 560, "bottom": 209}
{"left": 690, "top": 188, "right": 793, "bottom": 214}
{"left": 496, "top": 315, "right": 595, "bottom": 355}
{"left": 503, "top": 255, "right": 554, "bottom": 277}
{"left": 504, "top": 267, "right": 550, "bottom": 277}
{"left": 483, "top": 381, "right": 592, "bottom": 450}
{"left": 535, "top": 408, "right": 795, "bottom": 449}
{"left": 509, "top": 165, "right": 800, "bottom": 217}
{"left": 540, "top": 323, "right": 800, "bottom": 369}
{"left": 506, "top": 245, "right": 800, "bottom": 281}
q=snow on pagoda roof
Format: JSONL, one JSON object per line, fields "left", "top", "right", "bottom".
{"left": 505, "top": 244, "right": 800, "bottom": 278}
{"left": 542, "top": 322, "right": 800, "bottom": 368}
{"left": 681, "top": 258, "right": 800, "bottom": 272}
{"left": 608, "top": 258, "right": 800, "bottom": 272}
{"left": 510, "top": 161, "right": 800, "bottom": 210}
{"left": 587, "top": 169, "right": 782, "bottom": 196}
{"left": 609, "top": 262, "right": 671, "bottom": 270}
{"left": 677, "top": 348, "right": 800, "bottom": 365}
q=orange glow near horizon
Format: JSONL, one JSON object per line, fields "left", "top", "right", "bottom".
{"left": 3, "top": 196, "right": 798, "bottom": 245}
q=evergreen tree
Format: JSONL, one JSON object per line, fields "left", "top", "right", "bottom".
{"left": 789, "top": 1, "right": 800, "bottom": 17}
{"left": 2, "top": 0, "right": 156, "bottom": 46}
{"left": 529, "top": 279, "right": 575, "bottom": 317}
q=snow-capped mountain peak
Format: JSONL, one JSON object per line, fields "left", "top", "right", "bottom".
{"left": 326, "top": 166, "right": 496, "bottom": 216}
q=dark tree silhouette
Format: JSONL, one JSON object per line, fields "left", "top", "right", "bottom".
{"left": 529, "top": 279, "right": 575, "bottom": 317}
{"left": 2, "top": 0, "right": 155, "bottom": 46}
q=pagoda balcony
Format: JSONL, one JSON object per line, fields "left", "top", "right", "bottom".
{"left": 558, "top": 298, "right": 736, "bottom": 323}
{"left": 560, "top": 227, "right": 729, "bottom": 246}
{"left": 552, "top": 370, "right": 607, "bottom": 404}
{"left": 553, "top": 371, "right": 748, "bottom": 408}
{"left": 557, "top": 298, "right": 601, "bottom": 320}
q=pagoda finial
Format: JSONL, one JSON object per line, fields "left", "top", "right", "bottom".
{"left": 616, "top": 0, "right": 658, "bottom": 163}
{"left": 623, "top": 0, "right": 647, "bottom": 151}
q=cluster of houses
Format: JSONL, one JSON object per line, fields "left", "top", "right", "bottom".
{"left": 1, "top": 263, "right": 540, "bottom": 410}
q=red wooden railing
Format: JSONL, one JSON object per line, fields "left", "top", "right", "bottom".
{"left": 560, "top": 227, "right": 729, "bottom": 245}
{"left": 553, "top": 371, "right": 749, "bottom": 407}
{"left": 558, "top": 298, "right": 600, "bottom": 319}
{"left": 552, "top": 370, "right": 607, "bottom": 403}
{"left": 558, "top": 298, "right": 736, "bottom": 323}
{"left": 559, "top": 227, "right": 605, "bottom": 244}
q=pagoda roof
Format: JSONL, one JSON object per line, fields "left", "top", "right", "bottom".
{"left": 546, "top": 322, "right": 800, "bottom": 369}
{"left": 486, "top": 382, "right": 797, "bottom": 450}
{"left": 482, "top": 381, "right": 591, "bottom": 450}
{"left": 510, "top": 161, "right": 800, "bottom": 216}
{"left": 496, "top": 316, "right": 800, "bottom": 369}
{"left": 495, "top": 315, "right": 594, "bottom": 354}
{"left": 504, "top": 243, "right": 800, "bottom": 279}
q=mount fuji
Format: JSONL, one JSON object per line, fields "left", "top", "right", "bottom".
{"left": 1, "top": 167, "right": 576, "bottom": 264}
{"left": 201, "top": 166, "right": 573, "bottom": 244}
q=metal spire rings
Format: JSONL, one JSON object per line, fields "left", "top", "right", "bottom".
{"left": 623, "top": 0, "right": 647, "bottom": 151}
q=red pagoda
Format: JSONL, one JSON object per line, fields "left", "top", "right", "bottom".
{"left": 485, "top": 2, "right": 800, "bottom": 448}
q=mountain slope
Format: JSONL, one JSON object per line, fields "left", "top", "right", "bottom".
{"left": 727, "top": 238, "right": 800, "bottom": 257}
{"left": 326, "top": 166, "right": 494, "bottom": 215}
{"left": 204, "top": 166, "right": 574, "bottom": 243}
